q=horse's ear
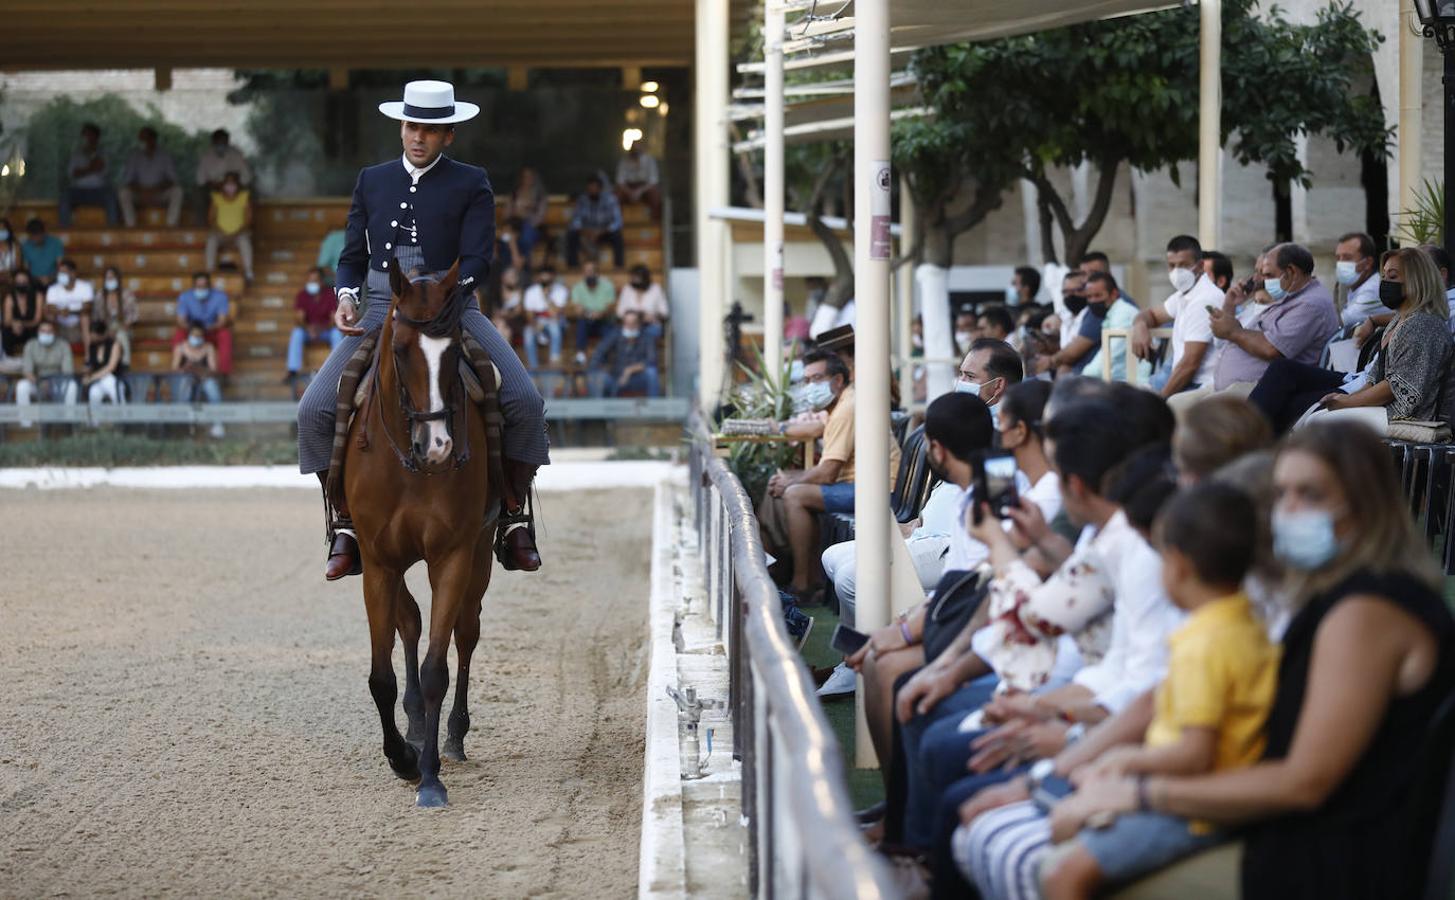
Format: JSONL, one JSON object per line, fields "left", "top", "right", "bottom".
{"left": 441, "top": 260, "right": 461, "bottom": 295}
{"left": 388, "top": 260, "right": 405, "bottom": 301}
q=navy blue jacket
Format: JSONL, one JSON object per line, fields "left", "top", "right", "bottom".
{"left": 335, "top": 155, "right": 495, "bottom": 295}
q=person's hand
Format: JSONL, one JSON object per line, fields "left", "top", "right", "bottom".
{"left": 959, "top": 776, "right": 1031, "bottom": 825}
{"left": 969, "top": 719, "right": 1069, "bottom": 774}
{"left": 1353, "top": 318, "right": 1375, "bottom": 348}
{"left": 895, "top": 664, "right": 959, "bottom": 724}
{"left": 1222, "top": 279, "right": 1248, "bottom": 313}
{"left": 968, "top": 501, "right": 1012, "bottom": 547}
{"left": 1318, "top": 391, "right": 1350, "bottom": 411}
{"left": 1129, "top": 319, "right": 1153, "bottom": 361}
{"left": 1070, "top": 746, "right": 1140, "bottom": 787}
{"left": 981, "top": 692, "right": 1050, "bottom": 726}
{"left": 1063, "top": 774, "right": 1139, "bottom": 825}
{"left": 334, "top": 297, "right": 364, "bottom": 336}
{"left": 767, "top": 471, "right": 788, "bottom": 498}
{"left": 1208, "top": 306, "right": 1236, "bottom": 340}
{"left": 845, "top": 621, "right": 910, "bottom": 671}
{"left": 1048, "top": 791, "right": 1099, "bottom": 844}
{"left": 1003, "top": 496, "right": 1051, "bottom": 551}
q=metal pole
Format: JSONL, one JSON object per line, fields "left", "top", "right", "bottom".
{"left": 1197, "top": 0, "right": 1222, "bottom": 250}
{"left": 1446, "top": 46, "right": 1455, "bottom": 260}
{"left": 896, "top": 174, "right": 916, "bottom": 413}
{"left": 852, "top": 0, "right": 892, "bottom": 770}
{"left": 695, "top": 0, "right": 730, "bottom": 412}
{"left": 763, "top": 1, "right": 786, "bottom": 383}
{"left": 1399, "top": 0, "right": 1425, "bottom": 232}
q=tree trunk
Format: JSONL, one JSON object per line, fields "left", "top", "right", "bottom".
{"left": 730, "top": 125, "right": 763, "bottom": 209}
{"left": 1034, "top": 158, "right": 1119, "bottom": 268}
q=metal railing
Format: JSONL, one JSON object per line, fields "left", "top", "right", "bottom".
{"left": 689, "top": 415, "right": 897, "bottom": 899}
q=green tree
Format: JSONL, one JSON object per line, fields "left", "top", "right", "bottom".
{"left": 903, "top": 0, "right": 1389, "bottom": 265}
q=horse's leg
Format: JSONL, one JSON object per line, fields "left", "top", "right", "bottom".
{"left": 442, "top": 533, "right": 492, "bottom": 761}
{"left": 415, "top": 551, "right": 472, "bottom": 808}
{"left": 394, "top": 582, "right": 426, "bottom": 751}
{"left": 364, "top": 564, "right": 419, "bottom": 781}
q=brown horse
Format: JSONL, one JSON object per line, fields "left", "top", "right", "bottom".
{"left": 342, "top": 261, "right": 493, "bottom": 808}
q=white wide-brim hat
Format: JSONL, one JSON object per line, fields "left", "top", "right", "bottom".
{"left": 378, "top": 79, "right": 479, "bottom": 125}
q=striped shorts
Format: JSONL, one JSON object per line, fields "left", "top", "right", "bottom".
{"left": 953, "top": 799, "right": 1054, "bottom": 900}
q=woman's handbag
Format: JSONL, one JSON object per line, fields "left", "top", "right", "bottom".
{"left": 921, "top": 567, "right": 990, "bottom": 664}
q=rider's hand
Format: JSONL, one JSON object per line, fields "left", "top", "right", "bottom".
{"left": 335, "top": 295, "right": 365, "bottom": 336}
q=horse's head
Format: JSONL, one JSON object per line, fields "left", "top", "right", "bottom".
{"left": 388, "top": 261, "right": 464, "bottom": 469}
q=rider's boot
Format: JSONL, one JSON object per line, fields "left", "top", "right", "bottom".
{"left": 496, "top": 459, "right": 542, "bottom": 572}
{"left": 319, "top": 472, "right": 363, "bottom": 581}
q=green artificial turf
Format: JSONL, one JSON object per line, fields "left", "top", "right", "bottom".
{"left": 798, "top": 602, "right": 887, "bottom": 811}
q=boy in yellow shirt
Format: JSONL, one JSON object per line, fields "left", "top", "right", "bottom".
{"left": 1040, "top": 481, "right": 1280, "bottom": 898}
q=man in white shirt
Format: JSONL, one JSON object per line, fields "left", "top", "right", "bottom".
{"left": 44, "top": 259, "right": 95, "bottom": 342}
{"left": 60, "top": 122, "right": 119, "bottom": 227}
{"left": 1334, "top": 231, "right": 1381, "bottom": 328}
{"left": 1130, "top": 234, "right": 1224, "bottom": 397}
{"left": 614, "top": 144, "right": 661, "bottom": 220}
{"left": 516, "top": 265, "right": 569, "bottom": 368}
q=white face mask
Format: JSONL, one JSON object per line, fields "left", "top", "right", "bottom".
{"left": 104, "top": 277, "right": 120, "bottom": 291}
{"left": 38, "top": 332, "right": 56, "bottom": 346}
{"left": 1335, "top": 260, "right": 1360, "bottom": 286}
{"left": 954, "top": 330, "right": 974, "bottom": 349}
{"left": 57, "top": 273, "right": 73, "bottom": 288}
{"left": 954, "top": 378, "right": 982, "bottom": 397}
{"left": 1168, "top": 266, "right": 1197, "bottom": 294}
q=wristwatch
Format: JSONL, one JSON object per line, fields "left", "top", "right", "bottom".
{"left": 1065, "top": 722, "right": 1087, "bottom": 744}
{"left": 1027, "top": 757, "right": 1056, "bottom": 790}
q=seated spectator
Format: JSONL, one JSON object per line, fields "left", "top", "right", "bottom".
{"left": 286, "top": 268, "right": 341, "bottom": 381}
{"left": 507, "top": 166, "right": 549, "bottom": 265}
{"left": 615, "top": 264, "right": 669, "bottom": 339}
{"left": 517, "top": 265, "right": 568, "bottom": 368}
{"left": 20, "top": 219, "right": 64, "bottom": 287}
{"left": 195, "top": 128, "right": 252, "bottom": 222}
{"left": 1250, "top": 247, "right": 1453, "bottom": 434}
{"left": 1418, "top": 243, "right": 1455, "bottom": 329}
{"left": 2, "top": 272, "right": 43, "bottom": 363}
{"left": 958, "top": 420, "right": 1455, "bottom": 899}
{"left": 0, "top": 217, "right": 19, "bottom": 278}
{"left": 954, "top": 310, "right": 979, "bottom": 358}
{"left": 1201, "top": 249, "right": 1234, "bottom": 292}
{"left": 205, "top": 172, "right": 255, "bottom": 285}
{"left": 496, "top": 266, "right": 523, "bottom": 333}
{"left": 60, "top": 122, "right": 119, "bottom": 227}
{"left": 118, "top": 126, "right": 182, "bottom": 227}
{"left": 15, "top": 320, "right": 77, "bottom": 424}
{"left": 757, "top": 349, "right": 901, "bottom": 600}
{"left": 316, "top": 228, "right": 347, "bottom": 283}
{"left": 566, "top": 176, "right": 625, "bottom": 269}
{"left": 1039, "top": 270, "right": 1094, "bottom": 375}
{"left": 977, "top": 305, "right": 1014, "bottom": 343}
{"left": 955, "top": 337, "right": 1022, "bottom": 422}
{"left": 1132, "top": 234, "right": 1224, "bottom": 397}
{"left": 1075, "top": 271, "right": 1140, "bottom": 381}
{"left": 170, "top": 324, "right": 225, "bottom": 437}
{"left": 44, "top": 259, "right": 94, "bottom": 343}
{"left": 1009, "top": 265, "right": 1042, "bottom": 307}
{"left": 82, "top": 316, "right": 125, "bottom": 410}
{"left": 1172, "top": 394, "right": 1272, "bottom": 486}
{"left": 172, "top": 272, "right": 233, "bottom": 375}
{"left": 1171, "top": 243, "right": 1340, "bottom": 412}
{"left": 587, "top": 310, "right": 660, "bottom": 398}
{"left": 569, "top": 260, "right": 617, "bottom": 364}
{"left": 615, "top": 143, "right": 662, "bottom": 220}
{"left": 1037, "top": 482, "right": 1276, "bottom": 897}
{"left": 1080, "top": 251, "right": 1137, "bottom": 307}
{"left": 1335, "top": 231, "right": 1382, "bottom": 328}
{"left": 90, "top": 287, "right": 138, "bottom": 368}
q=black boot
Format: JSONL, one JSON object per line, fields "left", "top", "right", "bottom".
{"left": 495, "top": 461, "right": 541, "bottom": 572}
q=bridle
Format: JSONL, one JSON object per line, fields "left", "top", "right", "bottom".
{"left": 374, "top": 297, "right": 471, "bottom": 474}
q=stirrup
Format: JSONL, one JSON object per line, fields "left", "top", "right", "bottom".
{"left": 494, "top": 509, "right": 539, "bottom": 571}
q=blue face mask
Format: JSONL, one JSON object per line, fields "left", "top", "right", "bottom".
{"left": 803, "top": 381, "right": 835, "bottom": 410}
{"left": 194, "top": 287, "right": 211, "bottom": 300}
{"left": 1005, "top": 285, "right": 1020, "bottom": 305}
{"left": 788, "top": 359, "right": 805, "bottom": 383}
{"left": 1272, "top": 507, "right": 1340, "bottom": 570}
{"left": 955, "top": 378, "right": 982, "bottom": 397}
{"left": 305, "top": 282, "right": 320, "bottom": 295}
{"left": 1264, "top": 277, "right": 1288, "bottom": 302}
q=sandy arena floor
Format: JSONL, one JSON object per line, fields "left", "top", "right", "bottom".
{"left": 0, "top": 487, "right": 651, "bottom": 899}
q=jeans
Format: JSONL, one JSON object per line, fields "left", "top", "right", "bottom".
{"left": 61, "top": 186, "right": 120, "bottom": 226}
{"left": 523, "top": 317, "right": 563, "bottom": 367}
{"left": 517, "top": 221, "right": 543, "bottom": 263}
{"left": 1247, "top": 357, "right": 1347, "bottom": 434}
{"left": 925, "top": 729, "right": 1033, "bottom": 899}
{"left": 587, "top": 366, "right": 660, "bottom": 398}
{"left": 574, "top": 316, "right": 614, "bottom": 353}
{"left": 286, "top": 326, "right": 343, "bottom": 373}
{"left": 566, "top": 228, "right": 625, "bottom": 268}
{"left": 902, "top": 677, "right": 1001, "bottom": 850}
{"left": 172, "top": 326, "right": 233, "bottom": 374}
{"left": 168, "top": 374, "right": 221, "bottom": 404}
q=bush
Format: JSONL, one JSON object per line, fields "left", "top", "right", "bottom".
{"left": 0, "top": 432, "right": 296, "bottom": 466}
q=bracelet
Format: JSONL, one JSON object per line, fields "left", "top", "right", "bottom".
{"left": 899, "top": 620, "right": 914, "bottom": 646}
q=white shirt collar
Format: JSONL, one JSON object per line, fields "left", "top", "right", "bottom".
{"left": 401, "top": 153, "right": 444, "bottom": 184}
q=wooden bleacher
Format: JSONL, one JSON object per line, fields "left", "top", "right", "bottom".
{"left": 9, "top": 194, "right": 669, "bottom": 402}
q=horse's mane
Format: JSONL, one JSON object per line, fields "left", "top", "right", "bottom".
{"left": 396, "top": 275, "right": 469, "bottom": 340}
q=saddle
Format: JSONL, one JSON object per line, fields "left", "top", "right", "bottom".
{"left": 324, "top": 330, "right": 507, "bottom": 528}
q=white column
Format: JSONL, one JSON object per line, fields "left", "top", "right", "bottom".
{"left": 1197, "top": 0, "right": 1222, "bottom": 249}
{"left": 695, "top": 0, "right": 730, "bottom": 410}
{"left": 763, "top": 1, "right": 786, "bottom": 380}
{"left": 853, "top": 0, "right": 892, "bottom": 770}
{"left": 1399, "top": 0, "right": 1424, "bottom": 223}
{"left": 896, "top": 174, "right": 916, "bottom": 412}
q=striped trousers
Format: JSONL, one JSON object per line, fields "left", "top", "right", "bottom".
{"left": 296, "top": 274, "right": 549, "bottom": 475}
{"left": 953, "top": 799, "right": 1054, "bottom": 900}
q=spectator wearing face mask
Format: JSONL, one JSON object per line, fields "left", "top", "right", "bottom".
{"left": 118, "top": 126, "right": 182, "bottom": 228}
{"left": 44, "top": 259, "right": 94, "bottom": 343}
{"left": 286, "top": 268, "right": 342, "bottom": 382}
{"left": 1079, "top": 251, "right": 1137, "bottom": 307}
{"left": 82, "top": 315, "right": 125, "bottom": 411}
{"left": 566, "top": 176, "right": 625, "bottom": 269}
{"left": 2, "top": 273, "right": 43, "bottom": 364}
{"left": 1201, "top": 249, "right": 1235, "bottom": 292}
{"left": 569, "top": 260, "right": 617, "bottom": 364}
{"left": 92, "top": 267, "right": 139, "bottom": 365}
{"left": 615, "top": 265, "right": 670, "bottom": 339}
{"left": 205, "top": 172, "right": 255, "bottom": 285}
{"left": 1334, "top": 231, "right": 1382, "bottom": 328}
{"left": 1040, "top": 271, "right": 1097, "bottom": 376}
{"left": 587, "top": 310, "right": 660, "bottom": 398}
{"left": 1076, "top": 272, "right": 1142, "bottom": 382}
{"left": 195, "top": 129, "right": 252, "bottom": 223}
{"left": 171, "top": 324, "right": 225, "bottom": 437}
{"left": 172, "top": 272, "right": 233, "bottom": 374}
{"left": 20, "top": 219, "right": 64, "bottom": 286}
{"left": 1131, "top": 234, "right": 1225, "bottom": 397}
{"left": 954, "top": 310, "right": 979, "bottom": 358}
{"left": 954, "top": 337, "right": 1023, "bottom": 424}
{"left": 1009, "top": 266, "right": 1041, "bottom": 307}
{"left": 518, "top": 265, "right": 568, "bottom": 368}
{"left": 16, "top": 320, "right": 77, "bottom": 422}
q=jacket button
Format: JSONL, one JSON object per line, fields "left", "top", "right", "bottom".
{"left": 400, "top": 202, "right": 407, "bottom": 209}
{"left": 385, "top": 242, "right": 392, "bottom": 250}
{"left": 382, "top": 261, "right": 389, "bottom": 269}
{"left": 409, "top": 186, "right": 417, "bottom": 193}
{"left": 391, "top": 220, "right": 398, "bottom": 227}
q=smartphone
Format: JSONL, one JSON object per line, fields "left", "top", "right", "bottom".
{"left": 830, "top": 623, "right": 870, "bottom": 656}
{"left": 974, "top": 452, "right": 1020, "bottom": 523}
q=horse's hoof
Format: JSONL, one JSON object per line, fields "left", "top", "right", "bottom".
{"left": 388, "top": 744, "right": 421, "bottom": 781}
{"left": 416, "top": 782, "right": 448, "bottom": 808}
{"left": 441, "top": 739, "right": 467, "bottom": 763}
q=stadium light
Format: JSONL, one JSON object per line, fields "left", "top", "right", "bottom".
{"left": 621, "top": 127, "right": 644, "bottom": 150}
{"left": 641, "top": 80, "right": 660, "bottom": 93}
{"left": 640, "top": 95, "right": 661, "bottom": 109}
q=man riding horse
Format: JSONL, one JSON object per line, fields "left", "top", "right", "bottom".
{"left": 297, "top": 80, "right": 548, "bottom": 578}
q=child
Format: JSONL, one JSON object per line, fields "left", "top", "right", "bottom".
{"left": 1039, "top": 481, "right": 1280, "bottom": 898}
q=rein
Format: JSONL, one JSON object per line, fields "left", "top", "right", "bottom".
{"left": 372, "top": 285, "right": 473, "bottom": 474}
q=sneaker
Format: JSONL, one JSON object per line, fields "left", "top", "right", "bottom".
{"left": 816, "top": 662, "right": 857, "bottom": 699}
{"left": 574, "top": 351, "right": 587, "bottom": 366}
{"left": 209, "top": 422, "right": 226, "bottom": 439}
